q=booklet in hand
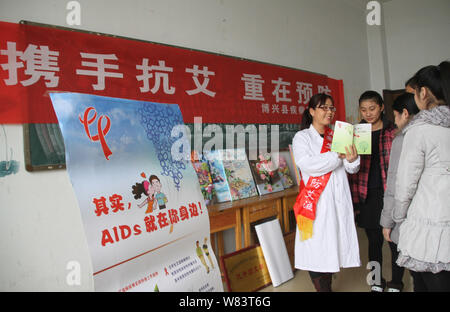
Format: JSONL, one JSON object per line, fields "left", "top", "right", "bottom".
{"left": 331, "top": 121, "right": 372, "bottom": 155}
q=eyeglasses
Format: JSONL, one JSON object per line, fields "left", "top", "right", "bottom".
{"left": 317, "top": 105, "right": 337, "bottom": 112}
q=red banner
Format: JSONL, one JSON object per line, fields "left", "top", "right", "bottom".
{"left": 0, "top": 21, "right": 345, "bottom": 124}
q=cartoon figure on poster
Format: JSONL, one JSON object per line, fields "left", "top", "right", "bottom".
{"left": 151, "top": 175, "right": 168, "bottom": 210}
{"left": 132, "top": 173, "right": 174, "bottom": 233}
{"left": 203, "top": 237, "right": 215, "bottom": 270}
{"left": 196, "top": 240, "right": 210, "bottom": 274}
{"left": 132, "top": 172, "right": 157, "bottom": 214}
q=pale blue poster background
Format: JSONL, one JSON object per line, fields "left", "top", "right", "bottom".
{"left": 50, "top": 92, "right": 222, "bottom": 292}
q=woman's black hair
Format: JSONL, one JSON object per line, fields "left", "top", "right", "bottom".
{"left": 408, "top": 60, "right": 450, "bottom": 107}
{"left": 358, "top": 90, "right": 384, "bottom": 106}
{"left": 392, "top": 93, "right": 419, "bottom": 115}
{"left": 132, "top": 182, "right": 147, "bottom": 199}
{"left": 405, "top": 76, "right": 418, "bottom": 89}
{"left": 358, "top": 90, "right": 385, "bottom": 122}
{"left": 300, "top": 93, "right": 334, "bottom": 130}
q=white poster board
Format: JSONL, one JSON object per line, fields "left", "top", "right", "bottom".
{"left": 50, "top": 92, "right": 223, "bottom": 292}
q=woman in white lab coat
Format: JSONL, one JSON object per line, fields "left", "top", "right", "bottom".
{"left": 292, "top": 93, "right": 361, "bottom": 291}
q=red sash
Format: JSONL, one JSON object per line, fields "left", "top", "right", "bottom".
{"left": 293, "top": 127, "right": 334, "bottom": 241}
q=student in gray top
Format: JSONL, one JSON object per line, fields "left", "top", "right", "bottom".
{"left": 393, "top": 61, "right": 450, "bottom": 292}
{"left": 380, "top": 91, "right": 419, "bottom": 292}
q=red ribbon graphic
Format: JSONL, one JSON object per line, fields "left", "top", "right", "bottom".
{"left": 79, "top": 107, "right": 112, "bottom": 160}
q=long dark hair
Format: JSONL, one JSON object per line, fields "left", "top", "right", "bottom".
{"left": 300, "top": 93, "right": 334, "bottom": 130}
{"left": 392, "top": 93, "right": 419, "bottom": 115}
{"left": 132, "top": 173, "right": 153, "bottom": 199}
{"left": 132, "top": 181, "right": 147, "bottom": 199}
{"left": 408, "top": 60, "right": 450, "bottom": 108}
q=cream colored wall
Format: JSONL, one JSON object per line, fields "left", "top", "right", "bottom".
{"left": 366, "top": 0, "right": 450, "bottom": 93}
{"left": 383, "top": 0, "right": 450, "bottom": 89}
{"left": 0, "top": 0, "right": 372, "bottom": 291}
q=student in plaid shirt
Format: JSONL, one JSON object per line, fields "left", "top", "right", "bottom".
{"left": 348, "top": 91, "right": 396, "bottom": 292}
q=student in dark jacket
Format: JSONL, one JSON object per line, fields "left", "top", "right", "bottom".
{"left": 349, "top": 90, "right": 396, "bottom": 292}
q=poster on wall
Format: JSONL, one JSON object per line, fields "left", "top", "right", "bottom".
{"left": 49, "top": 92, "right": 223, "bottom": 292}
{"left": 0, "top": 21, "right": 346, "bottom": 125}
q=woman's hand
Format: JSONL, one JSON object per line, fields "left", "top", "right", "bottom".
{"left": 338, "top": 144, "right": 358, "bottom": 163}
{"left": 383, "top": 228, "right": 393, "bottom": 242}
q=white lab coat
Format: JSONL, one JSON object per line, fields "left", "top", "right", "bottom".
{"left": 292, "top": 125, "right": 361, "bottom": 272}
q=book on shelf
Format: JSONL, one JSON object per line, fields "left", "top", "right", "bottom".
{"left": 205, "top": 150, "right": 232, "bottom": 203}
{"left": 192, "top": 160, "right": 217, "bottom": 205}
{"left": 221, "top": 149, "right": 258, "bottom": 201}
{"left": 273, "top": 151, "right": 296, "bottom": 189}
{"left": 249, "top": 152, "right": 285, "bottom": 196}
{"left": 205, "top": 149, "right": 258, "bottom": 202}
{"left": 331, "top": 121, "right": 372, "bottom": 155}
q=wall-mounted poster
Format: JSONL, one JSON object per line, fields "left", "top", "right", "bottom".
{"left": 49, "top": 92, "right": 223, "bottom": 292}
{"left": 0, "top": 21, "right": 346, "bottom": 125}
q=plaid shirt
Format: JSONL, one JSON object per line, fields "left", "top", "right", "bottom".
{"left": 349, "top": 119, "right": 395, "bottom": 205}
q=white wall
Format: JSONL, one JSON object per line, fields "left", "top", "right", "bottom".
{"left": 0, "top": 0, "right": 372, "bottom": 291}
{"left": 367, "top": 0, "right": 450, "bottom": 91}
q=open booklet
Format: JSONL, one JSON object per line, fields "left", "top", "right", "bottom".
{"left": 331, "top": 121, "right": 372, "bottom": 155}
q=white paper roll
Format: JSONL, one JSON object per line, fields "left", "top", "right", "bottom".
{"left": 255, "top": 219, "right": 294, "bottom": 287}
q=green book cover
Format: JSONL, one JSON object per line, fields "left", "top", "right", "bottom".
{"left": 353, "top": 124, "right": 372, "bottom": 154}
{"left": 331, "top": 121, "right": 371, "bottom": 155}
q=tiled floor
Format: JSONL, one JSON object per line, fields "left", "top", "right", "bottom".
{"left": 257, "top": 227, "right": 414, "bottom": 292}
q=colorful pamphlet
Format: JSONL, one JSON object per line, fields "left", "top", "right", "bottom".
{"left": 331, "top": 121, "right": 372, "bottom": 155}
{"left": 221, "top": 149, "right": 258, "bottom": 200}
{"left": 192, "top": 160, "right": 217, "bottom": 205}
{"left": 205, "top": 150, "right": 232, "bottom": 203}
{"left": 274, "top": 152, "right": 295, "bottom": 189}
{"left": 249, "top": 152, "right": 284, "bottom": 196}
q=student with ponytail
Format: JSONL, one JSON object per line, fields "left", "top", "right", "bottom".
{"left": 393, "top": 60, "right": 450, "bottom": 291}
{"left": 348, "top": 90, "right": 396, "bottom": 292}
{"left": 292, "top": 93, "right": 361, "bottom": 292}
